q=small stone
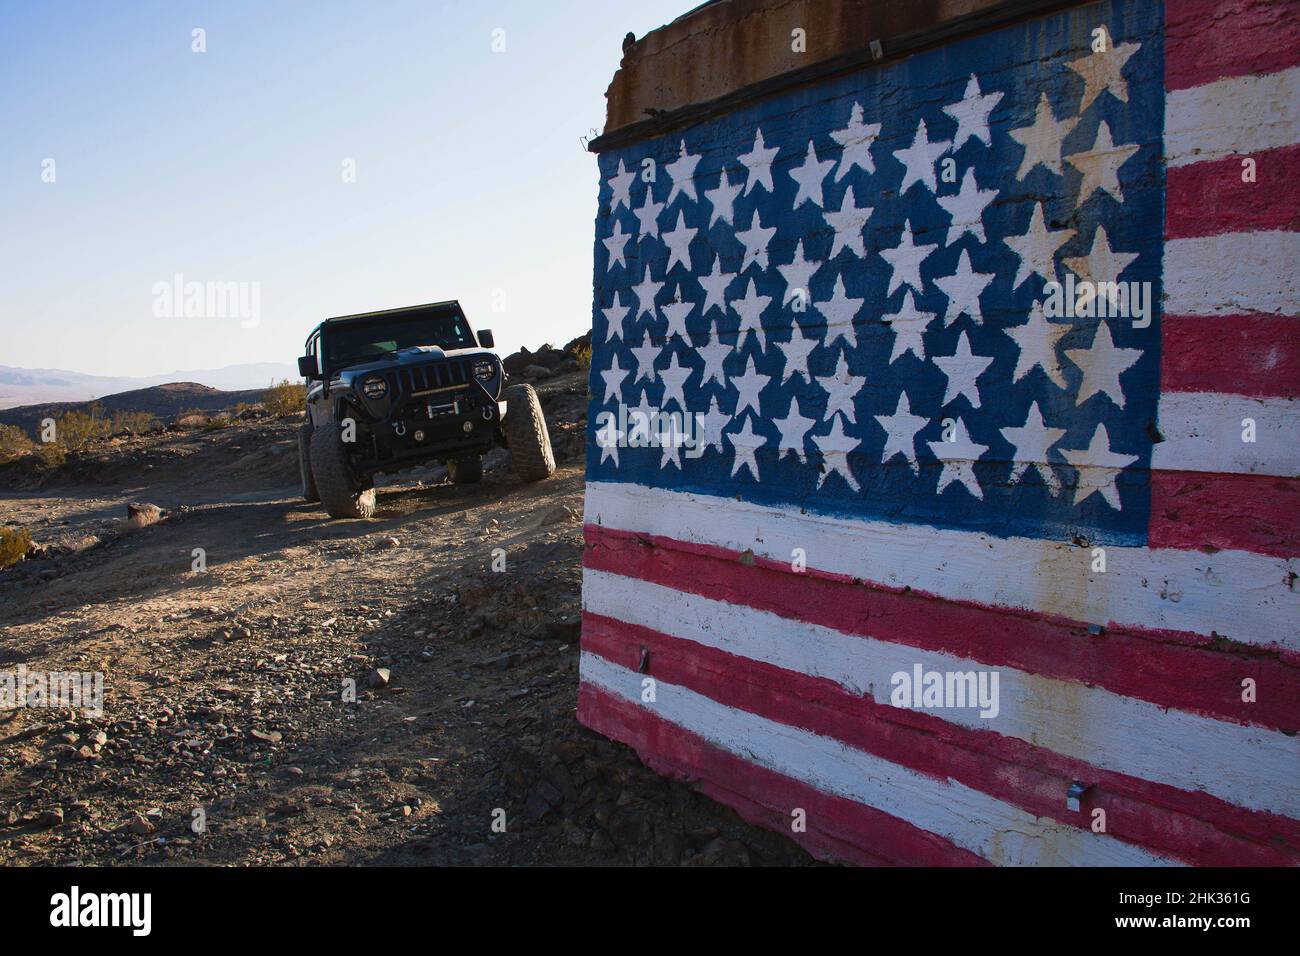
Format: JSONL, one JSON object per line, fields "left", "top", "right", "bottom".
{"left": 128, "top": 815, "right": 155, "bottom": 836}
{"left": 250, "top": 728, "right": 282, "bottom": 744}
{"left": 367, "top": 668, "right": 391, "bottom": 689}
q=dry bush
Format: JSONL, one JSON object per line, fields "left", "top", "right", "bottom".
{"left": 0, "top": 527, "right": 33, "bottom": 571}
{"left": 175, "top": 408, "right": 208, "bottom": 429}
{"left": 107, "top": 410, "right": 160, "bottom": 435}
{"left": 263, "top": 379, "right": 306, "bottom": 417}
{"left": 201, "top": 416, "right": 234, "bottom": 432}
{"left": 35, "top": 443, "right": 66, "bottom": 468}
{"left": 53, "top": 406, "right": 106, "bottom": 449}
{"left": 573, "top": 343, "right": 593, "bottom": 369}
{"left": 0, "top": 424, "right": 35, "bottom": 462}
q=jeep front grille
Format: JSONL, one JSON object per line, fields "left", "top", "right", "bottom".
{"left": 396, "top": 359, "right": 472, "bottom": 396}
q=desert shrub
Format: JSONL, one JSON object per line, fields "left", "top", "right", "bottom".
{"left": 573, "top": 344, "right": 593, "bottom": 369}
{"left": 0, "top": 424, "right": 35, "bottom": 462}
{"left": 201, "top": 416, "right": 234, "bottom": 432}
{"left": 263, "top": 379, "right": 306, "bottom": 417}
{"left": 175, "top": 408, "right": 208, "bottom": 429}
{"left": 53, "top": 406, "right": 106, "bottom": 449}
{"left": 0, "top": 527, "right": 32, "bottom": 571}
{"left": 35, "top": 443, "right": 66, "bottom": 468}
{"left": 107, "top": 410, "right": 160, "bottom": 435}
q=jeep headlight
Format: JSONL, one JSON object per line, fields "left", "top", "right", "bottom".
{"left": 473, "top": 360, "right": 496, "bottom": 381}
{"left": 362, "top": 376, "right": 388, "bottom": 399}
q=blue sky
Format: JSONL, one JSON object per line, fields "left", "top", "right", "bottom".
{"left": 0, "top": 0, "right": 691, "bottom": 377}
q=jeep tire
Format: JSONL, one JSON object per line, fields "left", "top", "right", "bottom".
{"left": 298, "top": 423, "right": 320, "bottom": 503}
{"left": 448, "top": 454, "right": 483, "bottom": 485}
{"left": 503, "top": 383, "right": 555, "bottom": 481}
{"left": 309, "top": 421, "right": 376, "bottom": 518}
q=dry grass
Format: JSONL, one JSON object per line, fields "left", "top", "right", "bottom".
{"left": 263, "top": 379, "right": 306, "bottom": 417}
{"left": 0, "top": 527, "right": 33, "bottom": 571}
{"left": 0, "top": 425, "right": 35, "bottom": 463}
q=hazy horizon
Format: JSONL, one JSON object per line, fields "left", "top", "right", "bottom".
{"left": 0, "top": 0, "right": 691, "bottom": 378}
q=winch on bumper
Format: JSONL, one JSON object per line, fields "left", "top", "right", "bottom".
{"left": 379, "top": 391, "right": 508, "bottom": 462}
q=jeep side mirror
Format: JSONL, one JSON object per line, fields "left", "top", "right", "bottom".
{"left": 297, "top": 355, "right": 317, "bottom": 378}
{"left": 477, "top": 329, "right": 495, "bottom": 349}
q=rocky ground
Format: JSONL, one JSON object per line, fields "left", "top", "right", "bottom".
{"left": 0, "top": 370, "right": 814, "bottom": 866}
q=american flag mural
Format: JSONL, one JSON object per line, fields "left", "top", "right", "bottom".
{"left": 579, "top": 0, "right": 1299, "bottom": 865}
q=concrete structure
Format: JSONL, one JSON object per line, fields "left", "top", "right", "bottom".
{"left": 579, "top": 0, "right": 1299, "bottom": 864}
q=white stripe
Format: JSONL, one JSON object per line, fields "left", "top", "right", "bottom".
{"left": 581, "top": 653, "right": 1178, "bottom": 866}
{"left": 1154, "top": 392, "right": 1300, "bottom": 476}
{"left": 1166, "top": 67, "right": 1300, "bottom": 167}
{"left": 584, "top": 568, "right": 1300, "bottom": 817}
{"left": 1165, "top": 231, "right": 1300, "bottom": 316}
{"left": 584, "top": 482, "right": 1299, "bottom": 648}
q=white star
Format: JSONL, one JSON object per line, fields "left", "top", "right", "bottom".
{"left": 1006, "top": 300, "right": 1070, "bottom": 388}
{"left": 829, "top": 102, "right": 880, "bottom": 181}
{"left": 1009, "top": 92, "right": 1079, "bottom": 179}
{"left": 738, "top": 127, "right": 779, "bottom": 196}
{"left": 813, "top": 416, "right": 861, "bottom": 491}
{"left": 1060, "top": 423, "right": 1138, "bottom": 510}
{"left": 601, "top": 290, "right": 631, "bottom": 345}
{"left": 942, "top": 74, "right": 1004, "bottom": 151}
{"left": 697, "top": 254, "right": 735, "bottom": 315}
{"left": 698, "top": 395, "right": 731, "bottom": 454}
{"left": 633, "top": 189, "right": 665, "bottom": 237}
{"left": 661, "top": 210, "right": 698, "bottom": 273}
{"left": 892, "top": 118, "right": 951, "bottom": 194}
{"left": 776, "top": 325, "right": 819, "bottom": 384}
{"left": 788, "top": 139, "right": 835, "bottom": 208}
{"left": 659, "top": 416, "right": 685, "bottom": 470}
{"left": 1000, "top": 400, "right": 1066, "bottom": 494}
{"left": 695, "top": 336, "right": 732, "bottom": 388}
{"left": 936, "top": 167, "right": 997, "bottom": 244}
{"left": 812, "top": 274, "right": 864, "bottom": 350}
{"left": 606, "top": 158, "right": 635, "bottom": 212}
{"left": 879, "top": 219, "right": 938, "bottom": 297}
{"left": 873, "top": 391, "right": 927, "bottom": 473}
{"left": 630, "top": 339, "right": 660, "bottom": 384}
{"left": 703, "top": 167, "right": 742, "bottom": 226}
{"left": 1067, "top": 40, "right": 1141, "bottom": 112}
{"left": 932, "top": 330, "right": 994, "bottom": 409}
{"left": 816, "top": 350, "right": 866, "bottom": 424}
{"left": 630, "top": 264, "right": 663, "bottom": 322}
{"left": 735, "top": 210, "right": 776, "bottom": 272}
{"left": 929, "top": 418, "right": 988, "bottom": 499}
{"left": 1064, "top": 320, "right": 1142, "bottom": 408}
{"left": 1066, "top": 120, "right": 1139, "bottom": 205}
{"left": 1004, "top": 202, "right": 1075, "bottom": 289}
{"left": 776, "top": 239, "right": 820, "bottom": 306}
{"left": 602, "top": 219, "right": 632, "bottom": 272}
{"left": 658, "top": 352, "right": 692, "bottom": 410}
{"left": 660, "top": 288, "right": 696, "bottom": 341}
{"left": 600, "top": 354, "right": 631, "bottom": 403}
{"left": 727, "top": 414, "right": 763, "bottom": 479}
{"left": 626, "top": 394, "right": 656, "bottom": 444}
{"left": 728, "top": 353, "right": 769, "bottom": 417}
{"left": 932, "top": 248, "right": 995, "bottom": 327}
{"left": 1062, "top": 224, "right": 1138, "bottom": 286}
{"left": 664, "top": 140, "right": 702, "bottom": 206}
{"left": 882, "top": 290, "right": 934, "bottom": 363}
{"left": 595, "top": 413, "right": 622, "bottom": 466}
{"left": 730, "top": 278, "right": 772, "bottom": 342}
{"left": 823, "top": 186, "right": 873, "bottom": 259}
{"left": 772, "top": 397, "right": 817, "bottom": 462}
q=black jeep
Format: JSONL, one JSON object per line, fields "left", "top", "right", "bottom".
{"left": 295, "top": 301, "right": 554, "bottom": 518}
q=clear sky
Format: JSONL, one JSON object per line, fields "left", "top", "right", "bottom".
{"left": 0, "top": 0, "right": 692, "bottom": 377}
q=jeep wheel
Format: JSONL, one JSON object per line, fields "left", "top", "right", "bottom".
{"left": 448, "top": 454, "right": 482, "bottom": 484}
{"left": 297, "top": 423, "right": 320, "bottom": 503}
{"left": 503, "top": 383, "right": 555, "bottom": 481}
{"left": 309, "top": 422, "right": 376, "bottom": 518}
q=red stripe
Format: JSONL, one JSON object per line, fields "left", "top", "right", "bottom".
{"left": 1150, "top": 471, "right": 1300, "bottom": 558}
{"left": 1165, "top": 0, "right": 1300, "bottom": 92}
{"left": 1160, "top": 313, "right": 1300, "bottom": 398}
{"left": 583, "top": 524, "right": 1300, "bottom": 730}
{"left": 578, "top": 682, "right": 989, "bottom": 866}
{"left": 1166, "top": 144, "right": 1300, "bottom": 238}
{"left": 582, "top": 618, "right": 1300, "bottom": 865}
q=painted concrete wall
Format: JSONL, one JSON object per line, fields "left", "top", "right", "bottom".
{"left": 579, "top": 0, "right": 1299, "bottom": 865}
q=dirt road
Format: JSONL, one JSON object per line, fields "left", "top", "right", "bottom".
{"left": 0, "top": 372, "right": 813, "bottom": 866}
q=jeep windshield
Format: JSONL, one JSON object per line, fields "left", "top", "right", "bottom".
{"left": 324, "top": 310, "right": 475, "bottom": 370}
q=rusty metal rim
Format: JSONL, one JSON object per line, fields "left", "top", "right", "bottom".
{"left": 587, "top": 0, "right": 1080, "bottom": 154}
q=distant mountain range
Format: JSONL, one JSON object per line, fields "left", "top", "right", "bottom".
{"left": 0, "top": 362, "right": 298, "bottom": 410}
